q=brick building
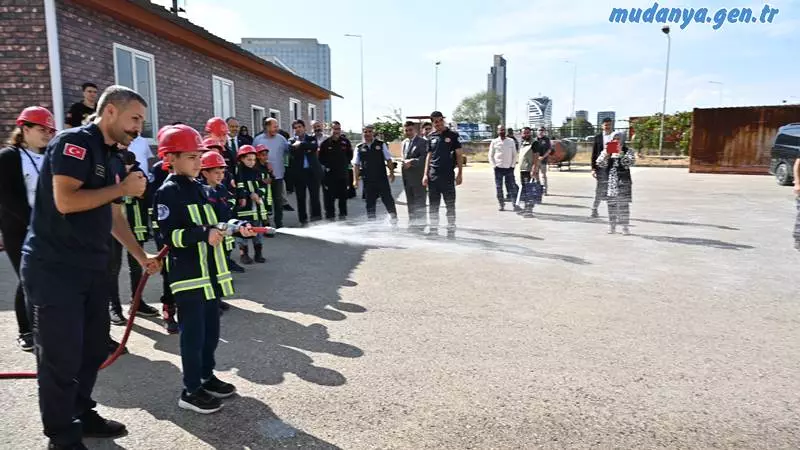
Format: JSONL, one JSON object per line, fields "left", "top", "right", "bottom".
{"left": 0, "top": 0, "right": 339, "bottom": 142}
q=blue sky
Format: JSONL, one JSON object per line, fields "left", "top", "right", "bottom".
{"left": 153, "top": 0, "right": 799, "bottom": 132}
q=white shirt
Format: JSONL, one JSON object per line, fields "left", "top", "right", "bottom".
{"left": 488, "top": 136, "right": 518, "bottom": 168}
{"left": 127, "top": 136, "right": 152, "bottom": 179}
{"left": 20, "top": 148, "right": 44, "bottom": 208}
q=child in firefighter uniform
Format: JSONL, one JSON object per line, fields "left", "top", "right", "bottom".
{"left": 203, "top": 138, "right": 244, "bottom": 275}
{"left": 234, "top": 145, "right": 270, "bottom": 264}
{"left": 154, "top": 125, "right": 256, "bottom": 413}
{"left": 199, "top": 150, "right": 237, "bottom": 313}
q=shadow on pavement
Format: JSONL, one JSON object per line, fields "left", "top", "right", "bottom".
{"left": 426, "top": 234, "right": 591, "bottom": 265}
{"left": 457, "top": 227, "right": 544, "bottom": 242}
{"left": 631, "top": 217, "right": 739, "bottom": 231}
{"left": 534, "top": 211, "right": 740, "bottom": 232}
{"left": 94, "top": 354, "right": 341, "bottom": 449}
{"left": 633, "top": 234, "right": 754, "bottom": 250}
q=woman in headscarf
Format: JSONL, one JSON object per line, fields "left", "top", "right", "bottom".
{"left": 237, "top": 125, "right": 254, "bottom": 147}
{"left": 595, "top": 134, "right": 635, "bottom": 235}
{"left": 0, "top": 106, "right": 56, "bottom": 351}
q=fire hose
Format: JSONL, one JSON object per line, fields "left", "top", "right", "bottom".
{"left": 0, "top": 223, "right": 275, "bottom": 380}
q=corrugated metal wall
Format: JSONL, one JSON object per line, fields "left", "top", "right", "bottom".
{"left": 690, "top": 105, "right": 800, "bottom": 174}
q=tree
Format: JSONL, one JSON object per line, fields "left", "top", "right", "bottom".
{"left": 372, "top": 120, "right": 403, "bottom": 143}
{"left": 630, "top": 111, "right": 692, "bottom": 155}
{"left": 452, "top": 90, "right": 501, "bottom": 131}
{"left": 559, "top": 118, "right": 595, "bottom": 138}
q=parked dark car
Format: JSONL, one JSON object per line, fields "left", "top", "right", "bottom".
{"left": 769, "top": 123, "right": 800, "bottom": 185}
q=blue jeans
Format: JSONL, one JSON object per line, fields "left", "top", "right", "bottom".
{"left": 175, "top": 292, "right": 220, "bottom": 392}
{"left": 494, "top": 167, "right": 517, "bottom": 205}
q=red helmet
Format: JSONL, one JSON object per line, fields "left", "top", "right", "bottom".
{"left": 201, "top": 151, "right": 227, "bottom": 170}
{"left": 205, "top": 117, "right": 228, "bottom": 137}
{"left": 255, "top": 144, "right": 268, "bottom": 153}
{"left": 157, "top": 125, "right": 207, "bottom": 155}
{"left": 202, "top": 137, "right": 224, "bottom": 150}
{"left": 17, "top": 106, "right": 56, "bottom": 130}
{"left": 237, "top": 145, "right": 257, "bottom": 158}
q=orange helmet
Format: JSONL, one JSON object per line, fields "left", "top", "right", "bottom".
{"left": 201, "top": 151, "right": 227, "bottom": 170}
{"left": 17, "top": 106, "right": 56, "bottom": 130}
{"left": 237, "top": 145, "right": 257, "bottom": 158}
{"left": 157, "top": 125, "right": 207, "bottom": 155}
{"left": 205, "top": 117, "right": 228, "bottom": 137}
{"left": 255, "top": 144, "right": 268, "bottom": 153}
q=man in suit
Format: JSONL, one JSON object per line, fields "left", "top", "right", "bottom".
{"left": 400, "top": 121, "right": 428, "bottom": 232}
{"left": 288, "top": 119, "right": 323, "bottom": 225}
{"left": 225, "top": 117, "right": 240, "bottom": 164}
{"left": 590, "top": 117, "right": 618, "bottom": 218}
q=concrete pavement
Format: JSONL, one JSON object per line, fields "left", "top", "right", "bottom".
{"left": 0, "top": 166, "right": 798, "bottom": 449}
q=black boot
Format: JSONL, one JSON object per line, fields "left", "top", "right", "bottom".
{"left": 240, "top": 246, "right": 253, "bottom": 265}
{"left": 253, "top": 244, "right": 266, "bottom": 263}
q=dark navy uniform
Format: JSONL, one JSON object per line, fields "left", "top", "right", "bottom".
{"left": 154, "top": 174, "right": 235, "bottom": 394}
{"left": 354, "top": 139, "right": 397, "bottom": 221}
{"left": 20, "top": 123, "right": 125, "bottom": 446}
{"left": 203, "top": 180, "right": 236, "bottom": 255}
{"left": 427, "top": 128, "right": 462, "bottom": 233}
{"left": 150, "top": 161, "right": 176, "bottom": 316}
{"left": 319, "top": 135, "right": 353, "bottom": 219}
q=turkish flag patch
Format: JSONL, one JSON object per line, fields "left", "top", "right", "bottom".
{"left": 63, "top": 143, "right": 87, "bottom": 160}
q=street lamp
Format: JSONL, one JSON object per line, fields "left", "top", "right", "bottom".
{"left": 434, "top": 61, "right": 441, "bottom": 110}
{"left": 564, "top": 60, "right": 577, "bottom": 137}
{"left": 658, "top": 25, "right": 671, "bottom": 156}
{"left": 344, "top": 34, "right": 364, "bottom": 128}
{"left": 708, "top": 81, "right": 723, "bottom": 105}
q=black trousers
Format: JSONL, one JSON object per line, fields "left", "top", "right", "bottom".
{"left": 21, "top": 256, "right": 109, "bottom": 446}
{"left": 271, "top": 178, "right": 285, "bottom": 228}
{"left": 323, "top": 173, "right": 348, "bottom": 218}
{"left": 347, "top": 168, "right": 357, "bottom": 198}
{"left": 175, "top": 293, "right": 220, "bottom": 393}
{"left": 428, "top": 176, "right": 456, "bottom": 231}
{"left": 108, "top": 239, "right": 144, "bottom": 312}
{"left": 1, "top": 225, "right": 32, "bottom": 335}
{"left": 403, "top": 178, "right": 426, "bottom": 229}
{"left": 294, "top": 168, "right": 322, "bottom": 223}
{"left": 284, "top": 166, "right": 294, "bottom": 193}
{"left": 494, "top": 167, "right": 517, "bottom": 205}
{"left": 593, "top": 173, "right": 608, "bottom": 211}
{"left": 364, "top": 179, "right": 397, "bottom": 220}
{"left": 794, "top": 198, "right": 800, "bottom": 244}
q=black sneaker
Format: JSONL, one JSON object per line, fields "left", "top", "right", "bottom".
{"left": 219, "top": 301, "right": 231, "bottom": 311}
{"left": 228, "top": 259, "right": 246, "bottom": 273}
{"left": 109, "top": 309, "right": 127, "bottom": 326}
{"left": 590, "top": 209, "right": 599, "bottom": 219}
{"left": 17, "top": 332, "right": 34, "bottom": 352}
{"left": 282, "top": 204, "right": 294, "bottom": 211}
{"left": 79, "top": 409, "right": 127, "bottom": 438}
{"left": 48, "top": 442, "right": 88, "bottom": 450}
{"left": 498, "top": 204, "right": 504, "bottom": 211}
{"left": 108, "top": 337, "right": 128, "bottom": 355}
{"left": 201, "top": 375, "right": 237, "bottom": 398}
{"left": 130, "top": 301, "right": 159, "bottom": 318}
{"left": 179, "top": 388, "right": 223, "bottom": 414}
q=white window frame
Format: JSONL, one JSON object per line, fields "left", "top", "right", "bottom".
{"left": 250, "top": 105, "right": 265, "bottom": 134}
{"left": 289, "top": 98, "right": 301, "bottom": 122}
{"left": 212, "top": 75, "right": 236, "bottom": 119}
{"left": 308, "top": 103, "right": 318, "bottom": 123}
{"left": 112, "top": 43, "right": 159, "bottom": 142}
{"left": 269, "top": 108, "right": 282, "bottom": 129}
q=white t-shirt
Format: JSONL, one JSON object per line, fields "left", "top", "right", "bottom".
{"left": 20, "top": 148, "right": 44, "bottom": 208}
{"left": 127, "top": 136, "right": 152, "bottom": 180}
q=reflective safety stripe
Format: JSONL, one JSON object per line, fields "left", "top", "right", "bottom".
{"left": 205, "top": 203, "right": 232, "bottom": 293}
{"left": 171, "top": 229, "right": 185, "bottom": 248}
{"left": 224, "top": 236, "right": 235, "bottom": 251}
{"left": 132, "top": 202, "right": 147, "bottom": 241}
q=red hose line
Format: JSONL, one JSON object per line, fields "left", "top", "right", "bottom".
{"left": 0, "top": 245, "right": 170, "bottom": 380}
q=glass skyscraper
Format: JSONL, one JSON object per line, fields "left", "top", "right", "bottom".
{"left": 240, "top": 38, "right": 332, "bottom": 122}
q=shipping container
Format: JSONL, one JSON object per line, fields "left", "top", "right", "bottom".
{"left": 689, "top": 105, "right": 800, "bottom": 175}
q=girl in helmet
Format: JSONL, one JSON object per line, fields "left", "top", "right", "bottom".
{"left": 234, "top": 145, "right": 269, "bottom": 264}
{"left": 0, "top": 106, "right": 56, "bottom": 351}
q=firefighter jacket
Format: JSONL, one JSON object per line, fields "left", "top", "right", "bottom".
{"left": 123, "top": 163, "right": 151, "bottom": 243}
{"left": 203, "top": 180, "right": 236, "bottom": 252}
{"left": 234, "top": 164, "right": 270, "bottom": 221}
{"left": 154, "top": 174, "right": 234, "bottom": 300}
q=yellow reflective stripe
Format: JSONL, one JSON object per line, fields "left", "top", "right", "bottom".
{"left": 219, "top": 280, "right": 234, "bottom": 297}
{"left": 187, "top": 204, "right": 203, "bottom": 225}
{"left": 203, "top": 204, "right": 218, "bottom": 224}
{"left": 266, "top": 184, "right": 272, "bottom": 206}
{"left": 171, "top": 229, "right": 185, "bottom": 248}
{"left": 170, "top": 278, "right": 211, "bottom": 293}
{"left": 132, "top": 203, "right": 147, "bottom": 241}
{"left": 238, "top": 210, "right": 256, "bottom": 217}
